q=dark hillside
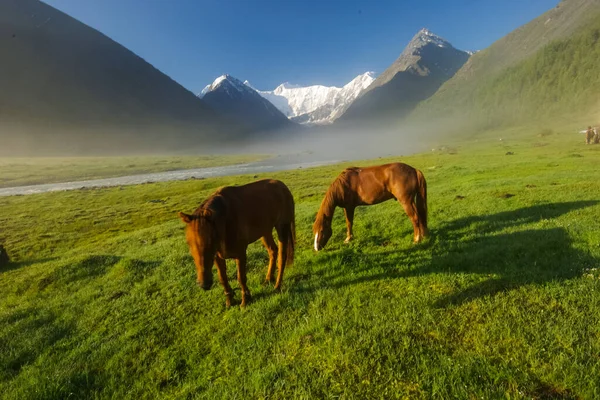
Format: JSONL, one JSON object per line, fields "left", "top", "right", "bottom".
{"left": 0, "top": 0, "right": 239, "bottom": 155}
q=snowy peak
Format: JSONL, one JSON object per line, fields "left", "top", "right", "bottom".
{"left": 410, "top": 28, "right": 453, "bottom": 49}
{"left": 198, "top": 74, "right": 252, "bottom": 98}
{"left": 274, "top": 82, "right": 301, "bottom": 93}
{"left": 252, "top": 72, "right": 376, "bottom": 124}
{"left": 338, "top": 28, "right": 470, "bottom": 122}
{"left": 200, "top": 72, "right": 376, "bottom": 125}
{"left": 342, "top": 71, "right": 376, "bottom": 93}
{"left": 198, "top": 74, "right": 292, "bottom": 132}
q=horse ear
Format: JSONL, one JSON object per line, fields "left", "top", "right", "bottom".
{"left": 178, "top": 212, "right": 193, "bottom": 224}
{"left": 199, "top": 209, "right": 213, "bottom": 219}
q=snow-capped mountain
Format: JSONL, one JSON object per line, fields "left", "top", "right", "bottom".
{"left": 339, "top": 28, "right": 470, "bottom": 122}
{"left": 199, "top": 74, "right": 293, "bottom": 132}
{"left": 250, "top": 72, "right": 376, "bottom": 125}
{"left": 244, "top": 80, "right": 294, "bottom": 117}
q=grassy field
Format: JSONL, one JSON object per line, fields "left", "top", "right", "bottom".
{"left": 1, "top": 129, "right": 599, "bottom": 399}
{"left": 0, "top": 154, "right": 267, "bottom": 189}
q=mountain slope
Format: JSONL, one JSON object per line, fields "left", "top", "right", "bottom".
{"left": 409, "top": 0, "right": 600, "bottom": 131}
{"left": 0, "top": 0, "right": 237, "bottom": 155}
{"left": 199, "top": 75, "right": 293, "bottom": 132}
{"left": 254, "top": 72, "right": 376, "bottom": 124}
{"left": 339, "top": 29, "right": 470, "bottom": 122}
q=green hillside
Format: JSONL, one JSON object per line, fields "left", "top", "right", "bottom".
{"left": 410, "top": 0, "right": 600, "bottom": 134}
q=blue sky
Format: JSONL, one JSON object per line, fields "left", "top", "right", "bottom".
{"left": 44, "top": 0, "right": 559, "bottom": 93}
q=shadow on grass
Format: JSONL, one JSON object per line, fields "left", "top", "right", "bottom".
{"left": 0, "top": 257, "right": 59, "bottom": 274}
{"left": 1, "top": 254, "right": 163, "bottom": 397}
{"left": 293, "top": 201, "right": 599, "bottom": 307}
{"left": 437, "top": 200, "right": 599, "bottom": 239}
{"left": 0, "top": 307, "right": 75, "bottom": 383}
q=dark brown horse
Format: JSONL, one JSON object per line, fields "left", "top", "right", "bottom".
{"left": 313, "top": 162, "right": 427, "bottom": 251}
{"left": 179, "top": 179, "right": 295, "bottom": 307}
{"left": 586, "top": 126, "right": 595, "bottom": 144}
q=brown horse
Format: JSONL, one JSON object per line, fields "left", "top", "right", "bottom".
{"left": 179, "top": 179, "right": 295, "bottom": 307}
{"left": 586, "top": 126, "right": 595, "bottom": 144}
{"left": 313, "top": 162, "right": 428, "bottom": 251}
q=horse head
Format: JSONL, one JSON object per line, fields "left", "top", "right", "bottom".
{"left": 179, "top": 197, "right": 226, "bottom": 289}
{"left": 312, "top": 214, "right": 332, "bottom": 251}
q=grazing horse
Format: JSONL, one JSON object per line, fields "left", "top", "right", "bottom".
{"left": 179, "top": 179, "right": 295, "bottom": 307}
{"left": 313, "top": 162, "right": 428, "bottom": 251}
{"left": 586, "top": 126, "right": 595, "bottom": 144}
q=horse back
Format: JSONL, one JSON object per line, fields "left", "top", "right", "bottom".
{"left": 217, "top": 179, "right": 294, "bottom": 245}
{"left": 346, "top": 163, "right": 418, "bottom": 205}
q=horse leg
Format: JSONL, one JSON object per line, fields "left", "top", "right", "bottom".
{"left": 344, "top": 207, "right": 355, "bottom": 243}
{"left": 399, "top": 197, "right": 422, "bottom": 243}
{"left": 274, "top": 224, "right": 290, "bottom": 291}
{"left": 215, "top": 257, "right": 234, "bottom": 308}
{"left": 236, "top": 253, "right": 251, "bottom": 307}
{"left": 261, "top": 232, "right": 278, "bottom": 285}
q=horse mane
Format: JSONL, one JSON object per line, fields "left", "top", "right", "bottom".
{"left": 196, "top": 192, "right": 227, "bottom": 217}
{"left": 314, "top": 168, "right": 357, "bottom": 228}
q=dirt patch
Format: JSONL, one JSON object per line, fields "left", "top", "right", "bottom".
{"left": 498, "top": 193, "right": 515, "bottom": 199}
{"left": 537, "top": 129, "right": 553, "bottom": 137}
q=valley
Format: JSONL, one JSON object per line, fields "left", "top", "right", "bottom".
{"left": 2, "top": 0, "right": 600, "bottom": 398}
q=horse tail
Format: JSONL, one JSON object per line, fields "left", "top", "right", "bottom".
{"left": 415, "top": 169, "right": 428, "bottom": 236}
{"left": 283, "top": 185, "right": 296, "bottom": 267}
{"left": 286, "top": 217, "right": 296, "bottom": 267}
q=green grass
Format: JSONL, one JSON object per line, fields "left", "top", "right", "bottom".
{"left": 0, "top": 154, "right": 267, "bottom": 189}
{"left": 1, "top": 129, "right": 599, "bottom": 399}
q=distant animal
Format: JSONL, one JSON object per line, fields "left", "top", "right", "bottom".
{"left": 594, "top": 128, "right": 600, "bottom": 144}
{"left": 313, "top": 162, "right": 428, "bottom": 251}
{"left": 179, "top": 179, "right": 295, "bottom": 308}
{"left": 0, "top": 244, "right": 9, "bottom": 268}
{"left": 586, "top": 126, "right": 595, "bottom": 144}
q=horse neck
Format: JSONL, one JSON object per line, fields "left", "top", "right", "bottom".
{"left": 316, "top": 186, "right": 339, "bottom": 224}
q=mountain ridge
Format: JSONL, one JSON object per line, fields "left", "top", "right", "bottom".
{"left": 0, "top": 0, "right": 240, "bottom": 155}
{"left": 338, "top": 29, "right": 470, "bottom": 122}
{"left": 200, "top": 74, "right": 294, "bottom": 133}
{"left": 252, "top": 72, "right": 376, "bottom": 125}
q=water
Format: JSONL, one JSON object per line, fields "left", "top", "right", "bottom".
{"left": 0, "top": 158, "right": 342, "bottom": 197}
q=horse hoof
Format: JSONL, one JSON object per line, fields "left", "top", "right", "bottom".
{"left": 241, "top": 293, "right": 252, "bottom": 307}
